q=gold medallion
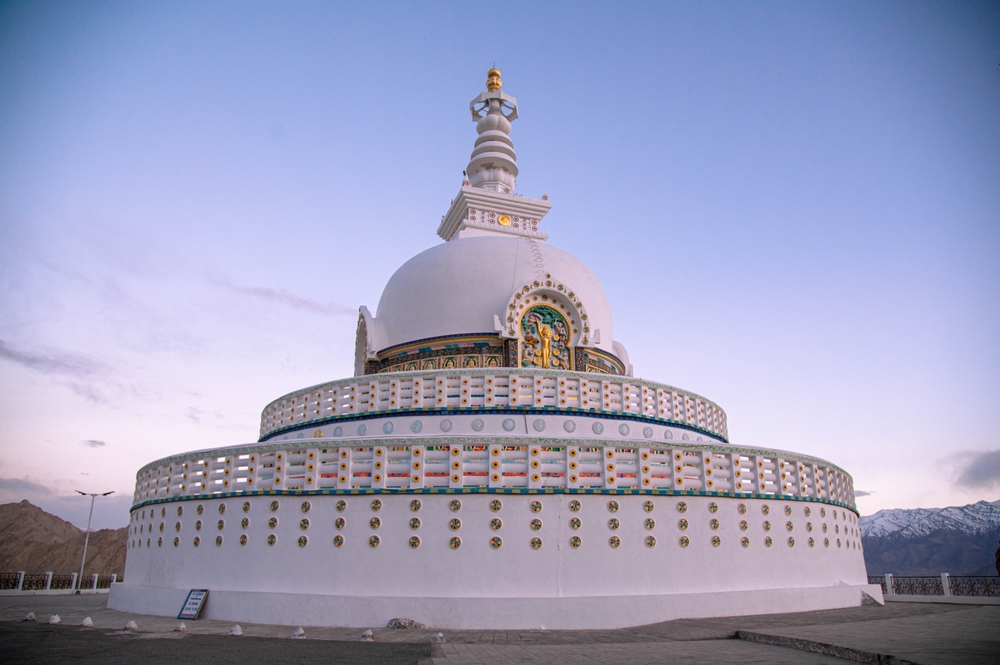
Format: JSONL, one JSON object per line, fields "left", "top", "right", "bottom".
{"left": 498, "top": 214, "right": 511, "bottom": 226}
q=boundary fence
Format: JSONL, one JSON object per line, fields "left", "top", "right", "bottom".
{"left": 0, "top": 572, "right": 119, "bottom": 594}
{"left": 868, "top": 574, "right": 1000, "bottom": 598}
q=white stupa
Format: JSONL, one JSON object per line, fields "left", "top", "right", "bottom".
{"left": 110, "top": 69, "right": 877, "bottom": 629}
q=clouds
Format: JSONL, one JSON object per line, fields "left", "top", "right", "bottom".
{"left": 855, "top": 490, "right": 874, "bottom": 497}
{"left": 956, "top": 450, "right": 1000, "bottom": 490}
{"left": 185, "top": 405, "right": 253, "bottom": 433}
{"left": 0, "top": 339, "right": 109, "bottom": 378}
{"left": 82, "top": 440, "right": 106, "bottom": 448}
{"left": 215, "top": 279, "right": 355, "bottom": 317}
{"left": 0, "top": 476, "right": 55, "bottom": 498}
{"left": 186, "top": 406, "right": 203, "bottom": 425}
{"left": 0, "top": 338, "right": 135, "bottom": 405}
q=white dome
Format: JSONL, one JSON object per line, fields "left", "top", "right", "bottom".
{"left": 374, "top": 235, "right": 615, "bottom": 355}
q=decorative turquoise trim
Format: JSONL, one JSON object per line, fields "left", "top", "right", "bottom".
{"left": 131, "top": 486, "right": 858, "bottom": 516}
{"left": 259, "top": 406, "right": 728, "bottom": 444}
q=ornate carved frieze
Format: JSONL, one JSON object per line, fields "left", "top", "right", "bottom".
{"left": 574, "top": 347, "right": 626, "bottom": 375}
{"left": 367, "top": 334, "right": 505, "bottom": 374}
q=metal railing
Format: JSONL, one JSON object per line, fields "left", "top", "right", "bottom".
{"left": 49, "top": 574, "right": 75, "bottom": 590}
{"left": 0, "top": 572, "right": 20, "bottom": 590}
{"left": 869, "top": 574, "right": 1000, "bottom": 598}
{"left": 0, "top": 572, "right": 119, "bottom": 593}
{"left": 949, "top": 577, "right": 1000, "bottom": 597}
{"left": 21, "top": 574, "right": 48, "bottom": 591}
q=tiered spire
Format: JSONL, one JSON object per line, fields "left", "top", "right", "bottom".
{"left": 437, "top": 69, "right": 551, "bottom": 242}
{"left": 466, "top": 68, "right": 519, "bottom": 193}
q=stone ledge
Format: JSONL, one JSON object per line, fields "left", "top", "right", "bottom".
{"left": 737, "top": 629, "right": 917, "bottom": 665}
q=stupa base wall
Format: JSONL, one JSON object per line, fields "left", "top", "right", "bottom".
{"left": 108, "top": 583, "right": 883, "bottom": 630}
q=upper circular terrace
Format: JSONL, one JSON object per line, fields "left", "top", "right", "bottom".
{"left": 259, "top": 368, "right": 729, "bottom": 443}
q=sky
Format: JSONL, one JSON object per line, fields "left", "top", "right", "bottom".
{"left": 0, "top": 1, "right": 997, "bottom": 530}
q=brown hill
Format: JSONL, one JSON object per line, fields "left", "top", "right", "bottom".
{"left": 0, "top": 500, "right": 126, "bottom": 578}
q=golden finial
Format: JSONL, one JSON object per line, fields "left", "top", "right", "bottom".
{"left": 486, "top": 68, "right": 502, "bottom": 92}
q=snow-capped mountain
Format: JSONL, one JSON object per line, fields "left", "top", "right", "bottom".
{"left": 861, "top": 499, "right": 1000, "bottom": 539}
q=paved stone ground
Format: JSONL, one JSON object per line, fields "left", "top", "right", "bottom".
{"left": 2, "top": 594, "right": 998, "bottom": 664}
{"left": 1, "top": 623, "right": 432, "bottom": 665}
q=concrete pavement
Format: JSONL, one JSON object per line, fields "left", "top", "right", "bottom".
{"left": 2, "top": 593, "right": 997, "bottom": 664}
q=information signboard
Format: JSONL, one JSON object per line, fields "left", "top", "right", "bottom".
{"left": 177, "top": 589, "right": 209, "bottom": 620}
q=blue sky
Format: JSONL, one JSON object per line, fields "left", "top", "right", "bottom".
{"left": 1, "top": 1, "right": 997, "bottom": 529}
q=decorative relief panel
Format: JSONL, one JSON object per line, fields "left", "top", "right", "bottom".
{"left": 520, "top": 305, "right": 571, "bottom": 370}
{"left": 504, "top": 278, "right": 587, "bottom": 343}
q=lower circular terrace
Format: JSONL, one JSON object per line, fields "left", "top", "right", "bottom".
{"left": 118, "top": 437, "right": 866, "bottom": 629}
{"left": 131, "top": 438, "right": 857, "bottom": 514}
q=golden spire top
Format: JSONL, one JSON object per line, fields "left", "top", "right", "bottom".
{"left": 486, "top": 68, "right": 502, "bottom": 92}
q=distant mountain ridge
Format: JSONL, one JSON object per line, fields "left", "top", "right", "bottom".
{"left": 0, "top": 500, "right": 126, "bottom": 577}
{"left": 860, "top": 499, "right": 1000, "bottom": 577}
{"left": 860, "top": 499, "right": 1000, "bottom": 539}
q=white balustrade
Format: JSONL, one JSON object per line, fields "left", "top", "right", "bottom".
{"left": 257, "top": 369, "right": 729, "bottom": 442}
{"left": 133, "top": 441, "right": 857, "bottom": 512}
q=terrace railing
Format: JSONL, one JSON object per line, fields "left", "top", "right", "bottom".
{"left": 258, "top": 369, "right": 730, "bottom": 442}
{"left": 95, "top": 574, "right": 116, "bottom": 589}
{"left": 48, "top": 574, "right": 75, "bottom": 590}
{"left": 21, "top": 573, "right": 48, "bottom": 591}
{"left": 132, "top": 441, "right": 858, "bottom": 511}
{"left": 0, "top": 572, "right": 21, "bottom": 590}
{"left": 0, "top": 572, "right": 118, "bottom": 594}
{"left": 869, "top": 574, "right": 1000, "bottom": 598}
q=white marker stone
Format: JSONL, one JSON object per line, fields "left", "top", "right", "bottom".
{"left": 81, "top": 617, "right": 94, "bottom": 627}
{"left": 229, "top": 624, "right": 243, "bottom": 636}
{"left": 360, "top": 629, "right": 374, "bottom": 642}
{"left": 125, "top": 620, "right": 139, "bottom": 631}
{"left": 48, "top": 615, "right": 61, "bottom": 625}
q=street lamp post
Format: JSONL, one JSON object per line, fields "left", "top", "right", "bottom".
{"left": 75, "top": 490, "right": 114, "bottom": 594}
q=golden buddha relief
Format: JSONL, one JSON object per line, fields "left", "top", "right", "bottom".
{"left": 521, "top": 305, "right": 571, "bottom": 369}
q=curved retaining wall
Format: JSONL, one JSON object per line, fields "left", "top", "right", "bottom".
{"left": 119, "top": 431, "right": 867, "bottom": 629}
{"left": 115, "top": 490, "right": 869, "bottom": 628}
